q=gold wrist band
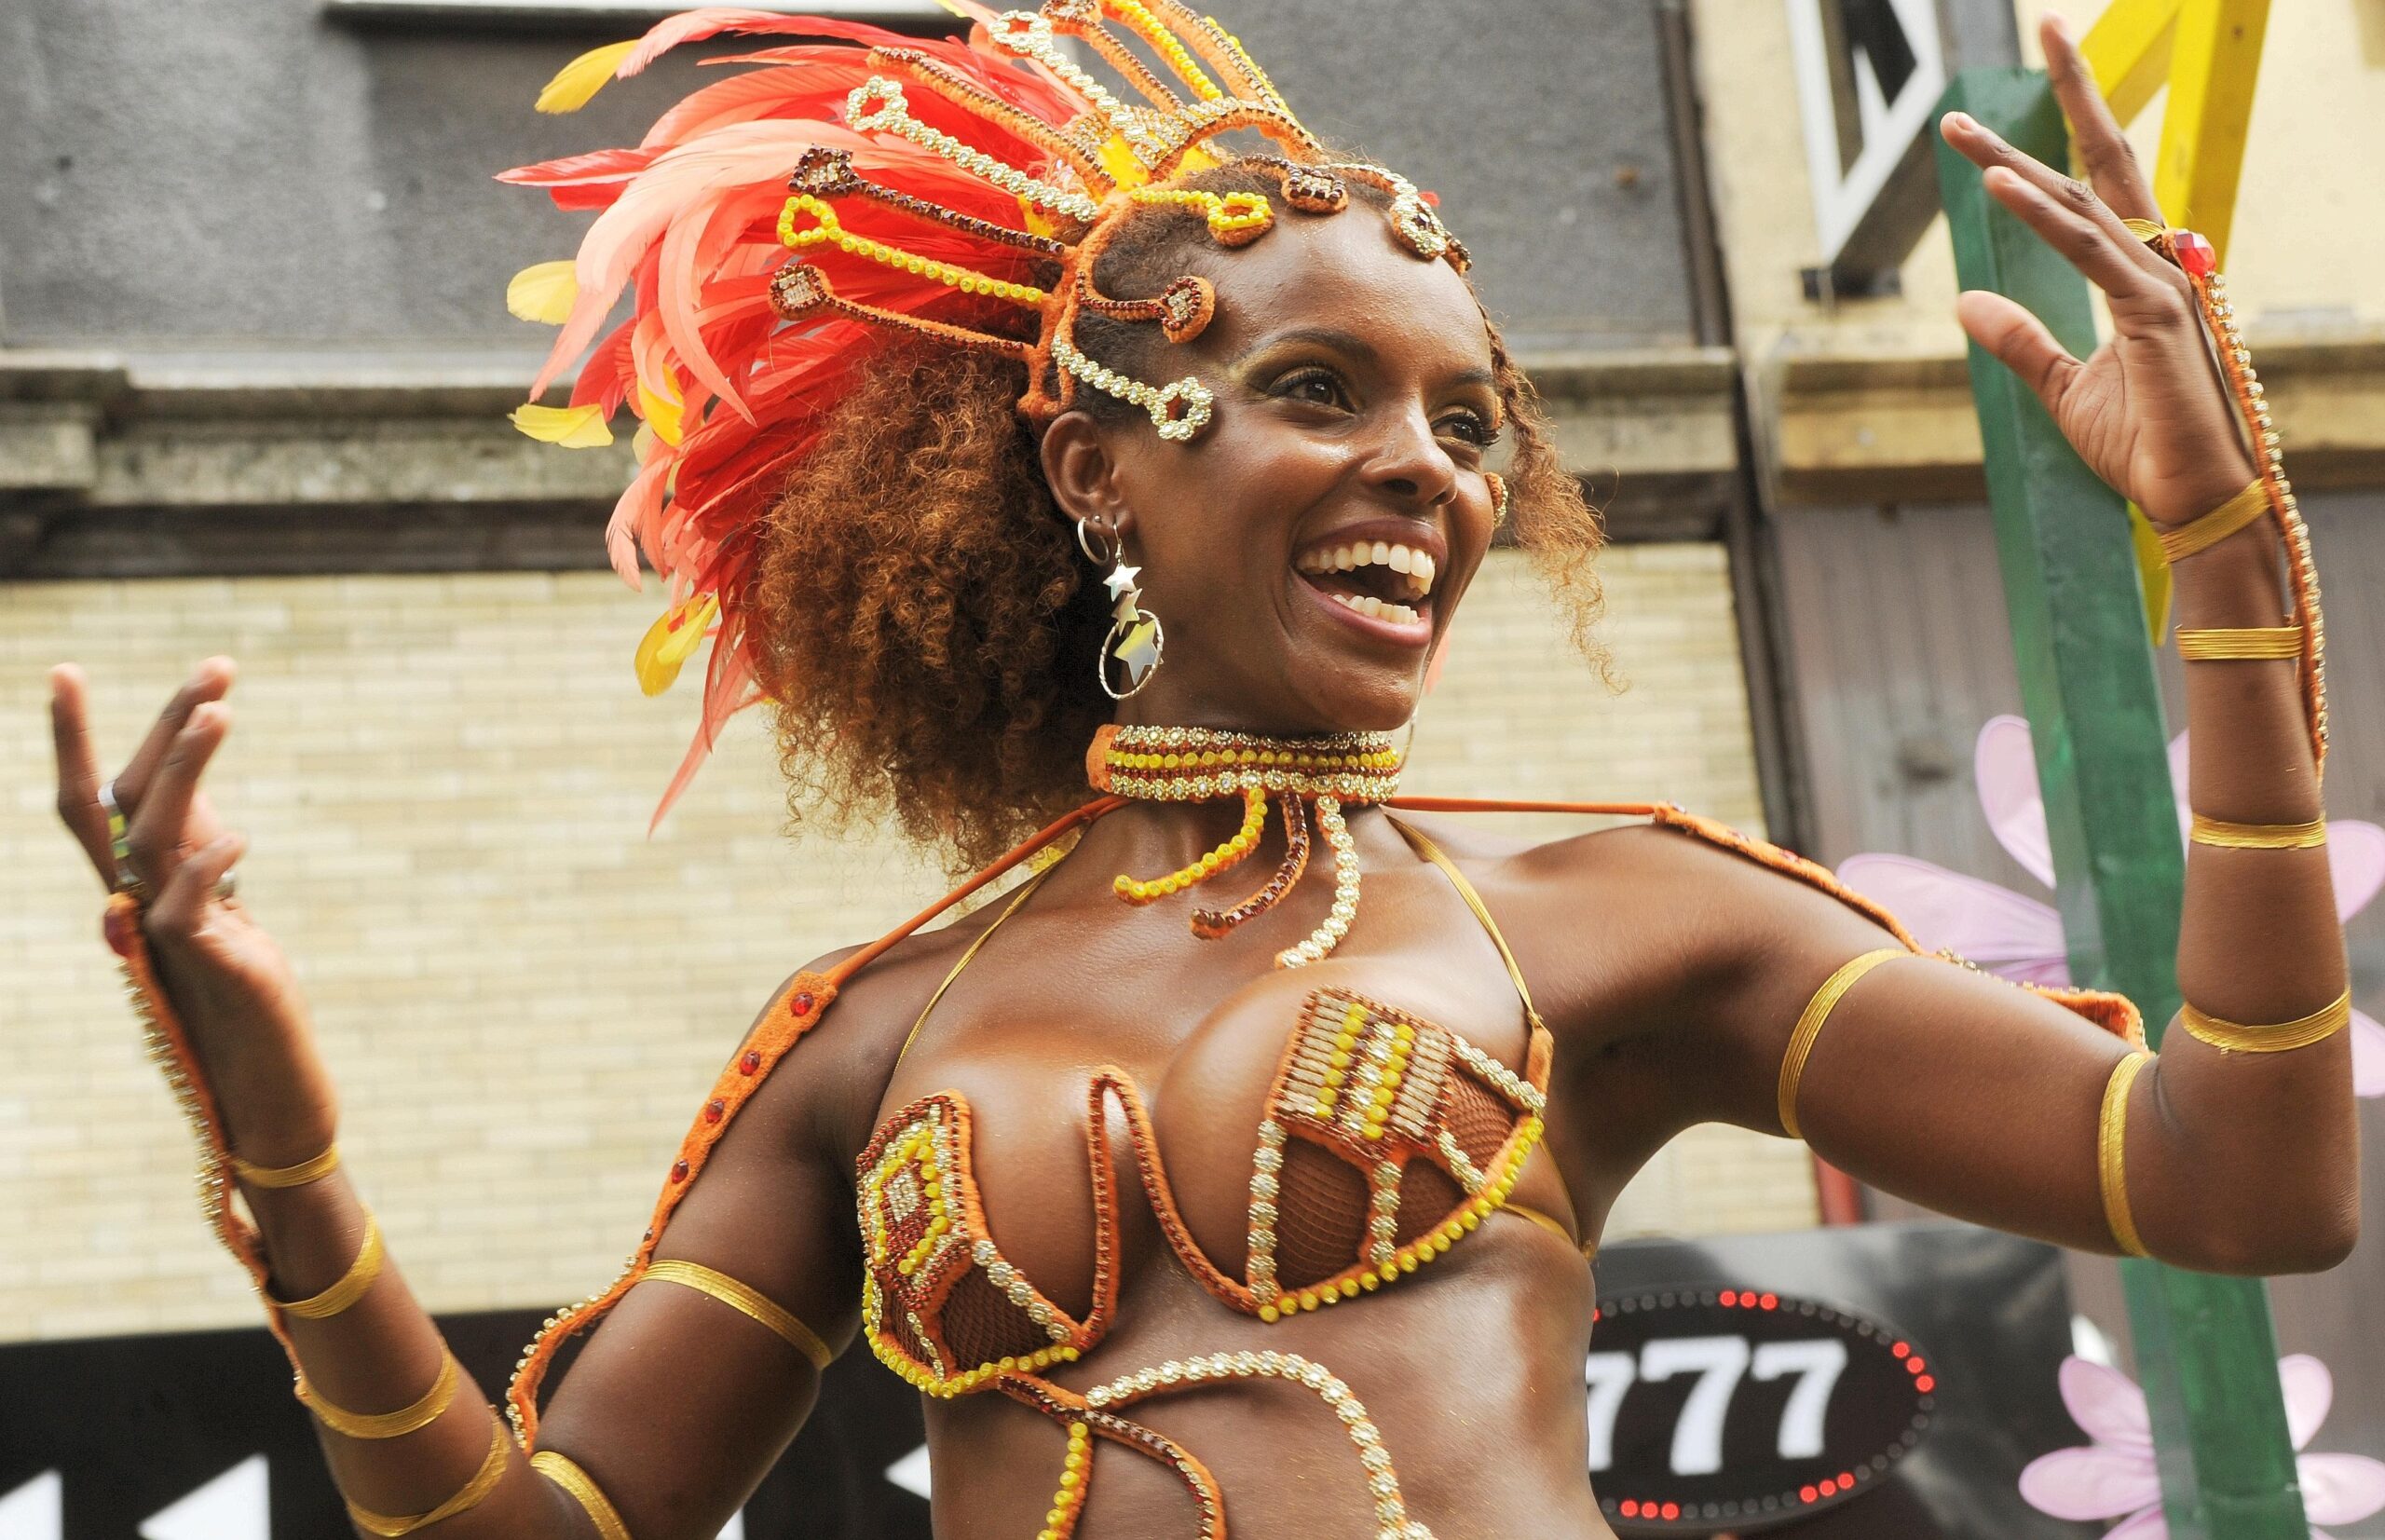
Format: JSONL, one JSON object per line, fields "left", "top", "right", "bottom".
{"left": 2179, "top": 989, "right": 2351, "bottom": 1053}
{"left": 271, "top": 1215, "right": 384, "bottom": 1319}
{"left": 1778, "top": 948, "right": 1907, "bottom": 1139}
{"left": 532, "top": 1450, "right": 634, "bottom": 1540}
{"left": 2158, "top": 480, "right": 2269, "bottom": 564}
{"left": 640, "top": 1258, "right": 833, "bottom": 1371}
{"left": 2177, "top": 626, "right": 2302, "bottom": 661}
{"left": 233, "top": 1143, "right": 341, "bottom": 1189}
{"left": 346, "top": 1412, "right": 511, "bottom": 1536}
{"left": 298, "top": 1348, "right": 458, "bottom": 1439}
{"left": 2098, "top": 1052, "right": 2152, "bottom": 1259}
{"left": 2188, "top": 814, "right": 2327, "bottom": 850}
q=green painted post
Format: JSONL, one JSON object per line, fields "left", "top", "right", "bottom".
{"left": 1932, "top": 68, "right": 2307, "bottom": 1540}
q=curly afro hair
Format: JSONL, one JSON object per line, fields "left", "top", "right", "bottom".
{"left": 749, "top": 160, "right": 1607, "bottom": 876}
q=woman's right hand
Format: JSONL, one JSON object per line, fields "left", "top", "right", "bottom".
{"left": 51, "top": 659, "right": 340, "bottom": 1168}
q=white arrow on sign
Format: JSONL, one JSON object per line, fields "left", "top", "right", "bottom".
{"left": 885, "top": 1443, "right": 932, "bottom": 1499}
{"left": 140, "top": 1454, "right": 268, "bottom": 1540}
{"left": 0, "top": 1471, "right": 61, "bottom": 1540}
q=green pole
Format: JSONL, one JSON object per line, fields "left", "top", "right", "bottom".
{"left": 1931, "top": 67, "right": 2307, "bottom": 1540}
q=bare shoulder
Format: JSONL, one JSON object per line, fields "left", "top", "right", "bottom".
{"left": 736, "top": 893, "right": 1032, "bottom": 1166}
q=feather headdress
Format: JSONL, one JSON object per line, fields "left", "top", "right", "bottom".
{"left": 502, "top": 2, "right": 1465, "bottom": 825}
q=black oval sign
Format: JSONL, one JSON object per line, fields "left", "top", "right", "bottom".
{"left": 1588, "top": 1286, "right": 1935, "bottom": 1533}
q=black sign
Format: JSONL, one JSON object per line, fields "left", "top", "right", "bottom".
{"left": 1589, "top": 1287, "right": 1933, "bottom": 1532}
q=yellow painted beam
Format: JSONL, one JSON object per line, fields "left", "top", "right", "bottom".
{"left": 2079, "top": 0, "right": 2182, "bottom": 124}
{"left": 2156, "top": 0, "right": 2270, "bottom": 262}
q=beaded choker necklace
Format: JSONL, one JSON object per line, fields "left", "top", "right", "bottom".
{"left": 1086, "top": 724, "right": 1403, "bottom": 967}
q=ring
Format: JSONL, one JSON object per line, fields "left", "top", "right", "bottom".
{"left": 96, "top": 781, "right": 147, "bottom": 898}
{"left": 213, "top": 868, "right": 239, "bottom": 903}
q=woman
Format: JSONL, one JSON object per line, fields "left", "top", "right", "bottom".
{"left": 46, "top": 6, "right": 2352, "bottom": 1538}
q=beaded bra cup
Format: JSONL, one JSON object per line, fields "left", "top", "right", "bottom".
{"left": 856, "top": 977, "right": 1553, "bottom": 1399}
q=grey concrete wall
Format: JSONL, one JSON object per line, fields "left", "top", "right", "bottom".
{"left": 0, "top": 1, "right": 1696, "bottom": 350}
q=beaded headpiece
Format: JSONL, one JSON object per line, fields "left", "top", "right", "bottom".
{"left": 502, "top": 3, "right": 1467, "bottom": 823}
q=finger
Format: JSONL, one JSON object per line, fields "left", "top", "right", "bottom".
{"left": 49, "top": 665, "right": 114, "bottom": 879}
{"left": 1980, "top": 164, "right": 2186, "bottom": 320}
{"left": 2040, "top": 13, "right": 2161, "bottom": 223}
{"left": 1956, "top": 290, "right": 2082, "bottom": 411}
{"left": 1942, "top": 112, "right": 2176, "bottom": 296}
{"left": 126, "top": 702, "right": 232, "bottom": 895}
{"left": 149, "top": 830, "right": 245, "bottom": 940}
{"left": 112, "top": 658, "right": 237, "bottom": 813}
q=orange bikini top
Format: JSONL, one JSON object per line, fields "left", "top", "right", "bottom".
{"left": 506, "top": 796, "right": 2141, "bottom": 1444}
{"left": 855, "top": 815, "right": 1555, "bottom": 1397}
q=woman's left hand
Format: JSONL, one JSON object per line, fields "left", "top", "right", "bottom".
{"left": 1938, "top": 14, "right": 2257, "bottom": 528}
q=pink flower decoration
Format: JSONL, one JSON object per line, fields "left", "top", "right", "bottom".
{"left": 1837, "top": 715, "right": 2385, "bottom": 1097}
{"left": 2020, "top": 1354, "right": 2385, "bottom": 1536}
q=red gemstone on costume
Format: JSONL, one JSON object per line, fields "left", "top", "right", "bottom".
{"left": 740, "top": 1050, "right": 762, "bottom": 1075}
{"left": 793, "top": 992, "right": 815, "bottom": 1015}
{"left": 2174, "top": 229, "right": 2215, "bottom": 276}
{"left": 672, "top": 1158, "right": 690, "bottom": 1182}
{"left": 704, "top": 1098, "right": 726, "bottom": 1124}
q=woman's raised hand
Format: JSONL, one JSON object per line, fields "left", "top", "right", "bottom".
{"left": 1938, "top": 14, "right": 2259, "bottom": 528}
{"left": 51, "top": 659, "right": 339, "bottom": 1168}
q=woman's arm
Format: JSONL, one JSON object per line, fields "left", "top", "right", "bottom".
{"left": 1572, "top": 16, "right": 2354, "bottom": 1275}
{"left": 51, "top": 661, "right": 874, "bottom": 1538}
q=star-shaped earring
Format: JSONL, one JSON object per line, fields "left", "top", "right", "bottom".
{"left": 1103, "top": 563, "right": 1141, "bottom": 603}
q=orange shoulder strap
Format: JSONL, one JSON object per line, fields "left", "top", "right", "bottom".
{"left": 508, "top": 794, "right": 1124, "bottom": 1446}
{"left": 1382, "top": 796, "right": 2144, "bottom": 1047}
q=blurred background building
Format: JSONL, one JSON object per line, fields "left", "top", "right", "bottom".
{"left": 3, "top": 0, "right": 2381, "bottom": 1502}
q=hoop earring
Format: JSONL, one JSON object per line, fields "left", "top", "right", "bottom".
{"left": 1079, "top": 516, "right": 1165, "bottom": 699}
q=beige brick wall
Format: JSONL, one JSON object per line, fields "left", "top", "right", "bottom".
{"left": 0, "top": 545, "right": 1810, "bottom": 1341}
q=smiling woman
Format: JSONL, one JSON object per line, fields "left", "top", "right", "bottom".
{"left": 48, "top": 6, "right": 2360, "bottom": 1540}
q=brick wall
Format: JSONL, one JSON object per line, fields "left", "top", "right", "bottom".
{"left": 0, "top": 544, "right": 1808, "bottom": 1340}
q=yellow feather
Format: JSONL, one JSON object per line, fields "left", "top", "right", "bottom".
{"left": 506, "top": 261, "right": 579, "bottom": 324}
{"left": 636, "top": 374, "right": 685, "bottom": 448}
{"left": 536, "top": 40, "right": 637, "bottom": 115}
{"left": 634, "top": 593, "right": 719, "bottom": 696}
{"left": 510, "top": 402, "right": 615, "bottom": 449}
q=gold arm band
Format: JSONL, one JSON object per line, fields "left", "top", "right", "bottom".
{"left": 2177, "top": 626, "right": 2303, "bottom": 661}
{"left": 1778, "top": 948, "right": 1908, "bottom": 1140}
{"left": 641, "top": 1259, "right": 833, "bottom": 1371}
{"left": 271, "top": 1214, "right": 384, "bottom": 1319}
{"left": 2158, "top": 481, "right": 2269, "bottom": 563}
{"left": 2097, "top": 1053, "right": 2152, "bottom": 1259}
{"left": 2188, "top": 814, "right": 2327, "bottom": 850}
{"left": 298, "top": 1348, "right": 457, "bottom": 1439}
{"left": 345, "top": 1413, "right": 511, "bottom": 1536}
{"left": 2179, "top": 990, "right": 2351, "bottom": 1053}
{"left": 531, "top": 1450, "right": 634, "bottom": 1540}
{"left": 232, "top": 1142, "right": 341, "bottom": 1189}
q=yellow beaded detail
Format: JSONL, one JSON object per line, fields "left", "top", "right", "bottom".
{"left": 641, "top": 1258, "right": 833, "bottom": 1372}
{"left": 298, "top": 1348, "right": 457, "bottom": 1439}
{"left": 2187, "top": 814, "right": 2327, "bottom": 851}
{"left": 2179, "top": 989, "right": 2351, "bottom": 1054}
{"left": 1778, "top": 949, "right": 1908, "bottom": 1139}
{"left": 2097, "top": 1052, "right": 2152, "bottom": 1259}
{"left": 531, "top": 1449, "right": 634, "bottom": 1540}
{"left": 232, "top": 1142, "right": 341, "bottom": 1189}
{"left": 344, "top": 1413, "right": 511, "bottom": 1537}
{"left": 1128, "top": 185, "right": 1275, "bottom": 242}
{"left": 777, "top": 195, "right": 1048, "bottom": 307}
{"left": 1109, "top": 0, "right": 1223, "bottom": 99}
{"left": 271, "top": 1214, "right": 384, "bottom": 1320}
{"left": 1037, "top": 1420, "right": 1093, "bottom": 1540}
{"left": 1116, "top": 784, "right": 1267, "bottom": 904}
{"left": 2177, "top": 625, "right": 2303, "bottom": 661}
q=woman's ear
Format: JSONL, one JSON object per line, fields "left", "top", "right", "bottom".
{"left": 1039, "top": 409, "right": 1136, "bottom": 534}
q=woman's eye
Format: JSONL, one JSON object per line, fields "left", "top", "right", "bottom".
{"left": 1438, "top": 411, "right": 1496, "bottom": 447}
{"left": 1274, "top": 369, "right": 1347, "bottom": 408}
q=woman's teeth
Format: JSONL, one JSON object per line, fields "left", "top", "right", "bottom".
{"left": 1293, "top": 539, "right": 1438, "bottom": 596}
{"left": 1329, "top": 592, "right": 1421, "bottom": 625}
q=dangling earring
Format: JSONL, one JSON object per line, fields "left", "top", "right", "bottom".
{"left": 1486, "top": 470, "right": 1509, "bottom": 527}
{"left": 1080, "top": 516, "right": 1164, "bottom": 699}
